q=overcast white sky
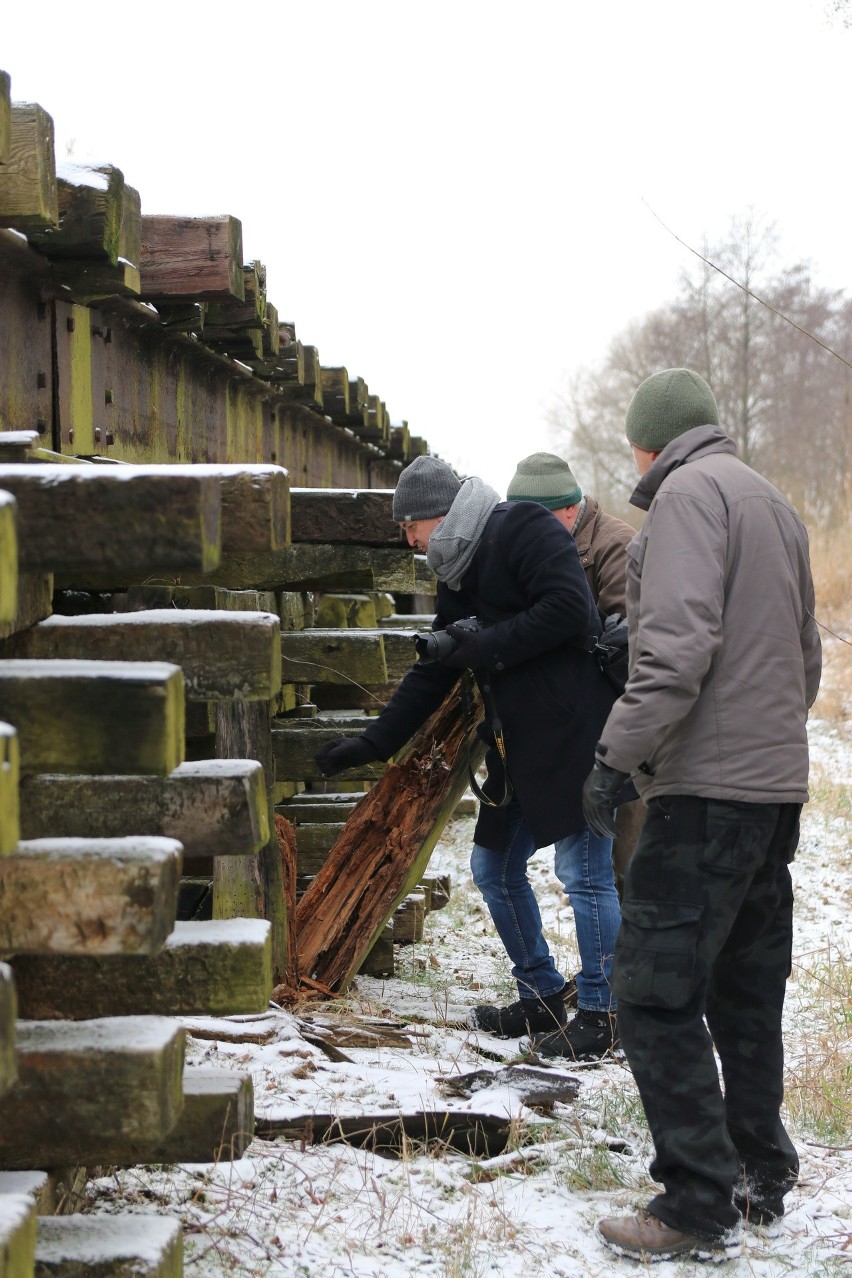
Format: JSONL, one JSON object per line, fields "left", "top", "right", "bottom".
{"left": 4, "top": 0, "right": 850, "bottom": 491}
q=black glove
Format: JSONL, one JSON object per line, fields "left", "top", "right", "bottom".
{"left": 439, "top": 621, "right": 483, "bottom": 670}
{"left": 582, "top": 760, "right": 629, "bottom": 838}
{"left": 314, "top": 736, "right": 382, "bottom": 777}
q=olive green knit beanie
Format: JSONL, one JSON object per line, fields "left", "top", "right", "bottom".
{"left": 625, "top": 368, "right": 720, "bottom": 452}
{"left": 506, "top": 452, "right": 582, "bottom": 509}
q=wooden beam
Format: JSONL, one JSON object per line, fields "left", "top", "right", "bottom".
{"left": 255, "top": 1111, "right": 511, "bottom": 1158}
{"left": 0, "top": 104, "right": 57, "bottom": 230}
{"left": 0, "top": 482, "right": 17, "bottom": 626}
{"left": 272, "top": 717, "right": 386, "bottom": 783}
{"left": 289, "top": 488, "right": 397, "bottom": 545}
{"left": 0, "top": 722, "right": 19, "bottom": 857}
{"left": 0, "top": 1194, "right": 36, "bottom": 1275}
{"left": 0, "top": 72, "right": 10, "bottom": 165}
{"left": 175, "top": 544, "right": 416, "bottom": 594}
{"left": 5, "top": 609, "right": 282, "bottom": 701}
{"left": 28, "top": 164, "right": 136, "bottom": 264}
{"left": 0, "top": 659, "right": 185, "bottom": 776}
{"left": 291, "top": 823, "right": 346, "bottom": 875}
{"left": 280, "top": 630, "right": 387, "bottom": 687}
{"left": 19, "top": 759, "right": 269, "bottom": 856}
{"left": 0, "top": 464, "right": 222, "bottom": 576}
{"left": 319, "top": 367, "right": 350, "bottom": 419}
{"left": 139, "top": 214, "right": 244, "bottom": 302}
{"left": 0, "top": 1016, "right": 186, "bottom": 1169}
{"left": 0, "top": 963, "right": 16, "bottom": 1097}
{"left": 35, "top": 1212, "right": 182, "bottom": 1276}
{"left": 192, "top": 464, "right": 290, "bottom": 552}
{"left": 0, "top": 836, "right": 182, "bottom": 957}
{"left": 10, "top": 918, "right": 272, "bottom": 1018}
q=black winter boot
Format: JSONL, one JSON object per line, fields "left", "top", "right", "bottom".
{"left": 526, "top": 1008, "right": 619, "bottom": 1061}
{"left": 468, "top": 988, "right": 568, "bottom": 1038}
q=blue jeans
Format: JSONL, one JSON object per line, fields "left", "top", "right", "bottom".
{"left": 470, "top": 797, "right": 620, "bottom": 1011}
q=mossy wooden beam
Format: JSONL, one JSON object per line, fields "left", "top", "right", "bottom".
{"left": 0, "top": 72, "right": 10, "bottom": 165}
{"left": 19, "top": 759, "right": 269, "bottom": 856}
{"left": 0, "top": 658, "right": 185, "bottom": 776}
{"left": 289, "top": 823, "right": 346, "bottom": 876}
{"left": 10, "top": 918, "right": 272, "bottom": 1018}
{"left": 35, "top": 1214, "right": 182, "bottom": 1278}
{"left": 175, "top": 544, "right": 415, "bottom": 594}
{"left": 0, "top": 464, "right": 221, "bottom": 576}
{"left": 276, "top": 796, "right": 359, "bottom": 823}
{"left": 358, "top": 628, "right": 419, "bottom": 682}
{"left": 280, "top": 629, "right": 387, "bottom": 687}
{"left": 0, "top": 1016, "right": 186, "bottom": 1169}
{"left": 6, "top": 609, "right": 282, "bottom": 701}
{"left": 0, "top": 722, "right": 19, "bottom": 857}
{"left": 0, "top": 1193, "right": 36, "bottom": 1275}
{"left": 272, "top": 716, "right": 386, "bottom": 783}
{"left": 28, "top": 164, "right": 137, "bottom": 264}
{"left": 315, "top": 593, "right": 378, "bottom": 628}
{"left": 319, "top": 367, "right": 350, "bottom": 419}
{"left": 139, "top": 213, "right": 244, "bottom": 302}
{"left": 0, "top": 103, "right": 57, "bottom": 230}
{"left": 192, "top": 463, "right": 289, "bottom": 552}
{"left": 0, "top": 836, "right": 182, "bottom": 957}
{"left": 289, "top": 488, "right": 397, "bottom": 545}
{"left": 0, "top": 963, "right": 16, "bottom": 1097}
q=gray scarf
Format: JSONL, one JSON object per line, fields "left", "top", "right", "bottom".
{"left": 427, "top": 476, "right": 501, "bottom": 590}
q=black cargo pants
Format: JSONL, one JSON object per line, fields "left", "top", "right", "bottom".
{"left": 613, "top": 795, "right": 801, "bottom": 1239}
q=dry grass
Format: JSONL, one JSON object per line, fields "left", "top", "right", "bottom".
{"left": 786, "top": 946, "right": 852, "bottom": 1144}
{"left": 809, "top": 519, "right": 852, "bottom": 722}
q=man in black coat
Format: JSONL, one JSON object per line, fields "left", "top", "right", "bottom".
{"left": 315, "top": 455, "right": 620, "bottom": 1059}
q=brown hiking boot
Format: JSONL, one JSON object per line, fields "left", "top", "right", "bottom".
{"left": 595, "top": 1210, "right": 742, "bottom": 1262}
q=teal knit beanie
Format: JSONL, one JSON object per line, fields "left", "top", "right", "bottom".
{"left": 506, "top": 452, "right": 582, "bottom": 509}
{"left": 625, "top": 368, "right": 720, "bottom": 452}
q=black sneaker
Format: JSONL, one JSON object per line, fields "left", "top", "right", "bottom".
{"left": 468, "top": 988, "right": 568, "bottom": 1038}
{"left": 526, "top": 1009, "right": 619, "bottom": 1061}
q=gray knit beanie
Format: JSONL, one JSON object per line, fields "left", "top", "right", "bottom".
{"left": 506, "top": 452, "right": 582, "bottom": 509}
{"left": 625, "top": 368, "right": 720, "bottom": 452}
{"left": 392, "top": 455, "right": 462, "bottom": 521}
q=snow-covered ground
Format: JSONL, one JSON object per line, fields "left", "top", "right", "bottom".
{"left": 87, "top": 708, "right": 851, "bottom": 1277}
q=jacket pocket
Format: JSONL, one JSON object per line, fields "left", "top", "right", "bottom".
{"left": 613, "top": 898, "right": 703, "bottom": 1010}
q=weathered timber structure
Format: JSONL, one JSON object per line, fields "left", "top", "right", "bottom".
{"left": 0, "top": 65, "right": 470, "bottom": 1277}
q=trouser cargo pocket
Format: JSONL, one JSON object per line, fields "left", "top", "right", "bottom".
{"left": 612, "top": 898, "right": 703, "bottom": 1009}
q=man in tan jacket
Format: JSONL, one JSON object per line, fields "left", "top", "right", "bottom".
{"left": 507, "top": 452, "right": 643, "bottom": 888}
{"left": 582, "top": 369, "right": 822, "bottom": 1263}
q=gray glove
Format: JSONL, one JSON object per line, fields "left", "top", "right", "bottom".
{"left": 582, "top": 760, "right": 629, "bottom": 838}
{"left": 314, "top": 736, "right": 382, "bottom": 777}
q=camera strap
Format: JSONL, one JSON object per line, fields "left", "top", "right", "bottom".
{"left": 461, "top": 670, "right": 513, "bottom": 808}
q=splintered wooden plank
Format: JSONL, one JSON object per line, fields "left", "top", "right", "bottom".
{"left": 0, "top": 836, "right": 182, "bottom": 957}
{"left": 0, "top": 1193, "right": 36, "bottom": 1275}
{"left": 19, "top": 759, "right": 269, "bottom": 856}
{"left": 0, "top": 722, "right": 19, "bottom": 857}
{"left": 0, "top": 72, "right": 10, "bottom": 165}
{"left": 0, "top": 104, "right": 57, "bottom": 230}
{"left": 12, "top": 925, "right": 269, "bottom": 1022}
{"left": 10, "top": 919, "right": 272, "bottom": 1019}
{"left": 0, "top": 465, "right": 221, "bottom": 575}
{"left": 280, "top": 630, "right": 387, "bottom": 687}
{"left": 0, "top": 963, "right": 16, "bottom": 1097}
{"left": 295, "top": 684, "right": 485, "bottom": 991}
{"left": 289, "top": 488, "right": 397, "bottom": 545}
{"left": 5, "top": 610, "right": 282, "bottom": 701}
{"left": 0, "top": 1017, "right": 186, "bottom": 1169}
{"left": 0, "top": 659, "right": 185, "bottom": 776}
{"left": 35, "top": 1212, "right": 182, "bottom": 1278}
{"left": 0, "top": 489, "right": 17, "bottom": 625}
{"left": 139, "top": 213, "right": 244, "bottom": 302}
{"left": 272, "top": 717, "right": 386, "bottom": 783}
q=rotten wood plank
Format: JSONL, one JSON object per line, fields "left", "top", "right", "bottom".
{"left": 0, "top": 1016, "right": 186, "bottom": 1169}
{"left": 256, "top": 1110, "right": 511, "bottom": 1158}
{"left": 0, "top": 836, "right": 182, "bottom": 957}
{"left": 9, "top": 919, "right": 272, "bottom": 1018}
{"left": 19, "top": 759, "right": 269, "bottom": 856}
{"left": 294, "top": 683, "right": 484, "bottom": 991}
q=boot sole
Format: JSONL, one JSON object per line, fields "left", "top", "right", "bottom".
{"left": 594, "top": 1222, "right": 742, "bottom": 1263}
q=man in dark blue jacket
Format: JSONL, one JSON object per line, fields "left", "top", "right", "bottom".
{"left": 316, "top": 455, "right": 620, "bottom": 1059}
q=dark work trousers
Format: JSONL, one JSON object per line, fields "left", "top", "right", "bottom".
{"left": 613, "top": 796, "right": 801, "bottom": 1240}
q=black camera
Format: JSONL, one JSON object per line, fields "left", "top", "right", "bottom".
{"left": 414, "top": 616, "right": 481, "bottom": 664}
